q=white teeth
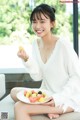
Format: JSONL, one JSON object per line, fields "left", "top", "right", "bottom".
{"left": 36, "top": 30, "right": 43, "bottom": 34}
{"left": 37, "top": 30, "right": 43, "bottom": 32}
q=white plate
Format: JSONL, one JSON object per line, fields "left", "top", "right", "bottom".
{"left": 17, "top": 88, "right": 52, "bottom": 104}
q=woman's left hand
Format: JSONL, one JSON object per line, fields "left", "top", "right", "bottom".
{"left": 42, "top": 97, "right": 55, "bottom": 107}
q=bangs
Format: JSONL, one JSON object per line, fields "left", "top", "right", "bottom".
{"left": 30, "top": 9, "right": 49, "bottom": 22}
{"left": 30, "top": 4, "right": 56, "bottom": 23}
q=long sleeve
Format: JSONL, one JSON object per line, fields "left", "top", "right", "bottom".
{"left": 23, "top": 41, "right": 43, "bottom": 81}
{"left": 52, "top": 40, "right": 80, "bottom": 111}
{"left": 23, "top": 57, "right": 43, "bottom": 81}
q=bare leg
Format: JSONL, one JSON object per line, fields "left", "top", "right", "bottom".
{"left": 47, "top": 99, "right": 59, "bottom": 119}
{"left": 14, "top": 101, "right": 74, "bottom": 120}
{"left": 14, "top": 101, "right": 63, "bottom": 120}
{"left": 10, "top": 87, "right": 59, "bottom": 119}
{"left": 11, "top": 88, "right": 74, "bottom": 119}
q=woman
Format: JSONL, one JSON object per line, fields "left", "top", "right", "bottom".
{"left": 10, "top": 3, "right": 80, "bottom": 120}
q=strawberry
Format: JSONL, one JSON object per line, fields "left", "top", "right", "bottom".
{"left": 32, "top": 90, "right": 37, "bottom": 94}
{"left": 29, "top": 97, "right": 38, "bottom": 103}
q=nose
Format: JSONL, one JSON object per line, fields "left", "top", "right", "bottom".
{"left": 36, "top": 22, "right": 41, "bottom": 29}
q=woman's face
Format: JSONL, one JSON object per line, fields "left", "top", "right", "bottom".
{"left": 32, "top": 13, "right": 54, "bottom": 38}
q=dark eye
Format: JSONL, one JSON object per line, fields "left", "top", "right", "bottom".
{"left": 32, "top": 21, "right": 37, "bottom": 23}
{"left": 40, "top": 20, "right": 45, "bottom": 23}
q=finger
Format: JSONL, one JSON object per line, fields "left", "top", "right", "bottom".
{"left": 43, "top": 101, "right": 54, "bottom": 107}
{"left": 47, "top": 100, "right": 54, "bottom": 105}
{"left": 48, "top": 97, "right": 53, "bottom": 101}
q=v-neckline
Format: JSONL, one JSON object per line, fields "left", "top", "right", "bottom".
{"left": 35, "top": 38, "right": 60, "bottom": 65}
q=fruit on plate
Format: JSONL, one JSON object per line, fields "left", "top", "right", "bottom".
{"left": 24, "top": 90, "right": 47, "bottom": 103}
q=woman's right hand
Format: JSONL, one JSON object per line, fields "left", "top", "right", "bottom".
{"left": 17, "top": 46, "right": 29, "bottom": 62}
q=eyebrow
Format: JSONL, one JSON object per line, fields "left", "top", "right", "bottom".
{"left": 32, "top": 17, "right": 49, "bottom": 21}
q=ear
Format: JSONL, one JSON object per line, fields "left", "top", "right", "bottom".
{"left": 51, "top": 21, "right": 56, "bottom": 28}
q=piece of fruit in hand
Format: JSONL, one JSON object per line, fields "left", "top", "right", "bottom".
{"left": 19, "top": 46, "right": 24, "bottom": 51}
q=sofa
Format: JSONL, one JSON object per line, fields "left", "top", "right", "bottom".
{"left": 0, "top": 75, "right": 80, "bottom": 120}
{"left": 0, "top": 74, "right": 6, "bottom": 99}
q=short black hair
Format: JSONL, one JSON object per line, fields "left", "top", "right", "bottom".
{"left": 30, "top": 4, "right": 56, "bottom": 23}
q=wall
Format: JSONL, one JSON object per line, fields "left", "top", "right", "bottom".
{"left": 5, "top": 73, "right": 42, "bottom": 96}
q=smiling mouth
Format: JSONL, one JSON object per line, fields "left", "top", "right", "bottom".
{"left": 36, "top": 30, "right": 44, "bottom": 34}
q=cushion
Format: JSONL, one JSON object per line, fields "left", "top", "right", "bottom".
{"left": 0, "top": 74, "right": 6, "bottom": 98}
{"left": 0, "top": 95, "right": 80, "bottom": 120}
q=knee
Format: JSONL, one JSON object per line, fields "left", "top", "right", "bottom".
{"left": 10, "top": 87, "right": 15, "bottom": 94}
{"left": 10, "top": 87, "right": 18, "bottom": 102}
{"left": 10, "top": 87, "right": 16, "bottom": 98}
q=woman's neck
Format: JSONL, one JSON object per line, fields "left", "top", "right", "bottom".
{"left": 41, "top": 34, "right": 57, "bottom": 47}
{"left": 42, "top": 33, "right": 52, "bottom": 43}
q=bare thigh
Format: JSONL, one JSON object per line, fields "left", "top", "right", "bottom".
{"left": 14, "top": 101, "right": 63, "bottom": 115}
{"left": 10, "top": 87, "right": 26, "bottom": 102}
{"left": 14, "top": 101, "right": 74, "bottom": 120}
